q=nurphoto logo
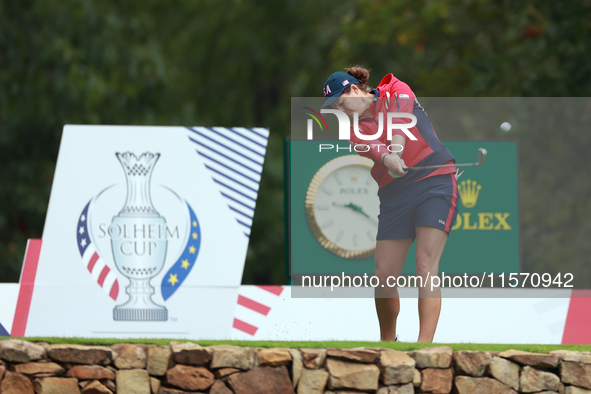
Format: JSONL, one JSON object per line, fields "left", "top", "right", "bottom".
{"left": 304, "top": 107, "right": 418, "bottom": 142}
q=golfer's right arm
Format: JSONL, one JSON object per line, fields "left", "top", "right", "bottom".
{"left": 381, "top": 135, "right": 407, "bottom": 177}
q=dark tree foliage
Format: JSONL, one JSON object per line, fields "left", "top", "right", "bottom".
{"left": 1, "top": 0, "right": 590, "bottom": 284}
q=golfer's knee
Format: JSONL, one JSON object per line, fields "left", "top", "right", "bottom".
{"left": 374, "top": 265, "right": 389, "bottom": 282}
{"left": 375, "top": 257, "right": 394, "bottom": 280}
{"left": 415, "top": 251, "right": 438, "bottom": 277}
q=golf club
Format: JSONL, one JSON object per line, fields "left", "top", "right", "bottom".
{"left": 389, "top": 148, "right": 487, "bottom": 177}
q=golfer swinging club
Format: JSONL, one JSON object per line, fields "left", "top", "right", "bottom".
{"left": 322, "top": 66, "right": 459, "bottom": 342}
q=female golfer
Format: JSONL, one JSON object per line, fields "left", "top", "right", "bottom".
{"left": 322, "top": 66, "right": 458, "bottom": 342}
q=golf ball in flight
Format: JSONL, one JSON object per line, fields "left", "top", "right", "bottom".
{"left": 500, "top": 122, "right": 512, "bottom": 132}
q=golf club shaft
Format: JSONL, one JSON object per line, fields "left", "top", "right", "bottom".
{"left": 402, "top": 147, "right": 487, "bottom": 171}
{"left": 389, "top": 147, "right": 487, "bottom": 177}
{"left": 403, "top": 162, "right": 480, "bottom": 171}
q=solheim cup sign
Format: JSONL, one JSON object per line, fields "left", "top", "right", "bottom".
{"left": 27, "top": 125, "right": 268, "bottom": 338}
{"left": 77, "top": 151, "right": 201, "bottom": 321}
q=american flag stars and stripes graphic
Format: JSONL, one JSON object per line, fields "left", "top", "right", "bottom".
{"left": 232, "top": 285, "right": 284, "bottom": 337}
{"left": 77, "top": 201, "right": 120, "bottom": 301}
{"left": 187, "top": 127, "right": 269, "bottom": 238}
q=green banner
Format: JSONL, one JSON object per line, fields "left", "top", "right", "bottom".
{"left": 287, "top": 140, "right": 519, "bottom": 276}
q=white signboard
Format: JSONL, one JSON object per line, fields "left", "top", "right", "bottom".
{"left": 25, "top": 125, "right": 269, "bottom": 338}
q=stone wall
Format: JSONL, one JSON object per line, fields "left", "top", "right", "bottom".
{"left": 1, "top": 339, "right": 591, "bottom": 394}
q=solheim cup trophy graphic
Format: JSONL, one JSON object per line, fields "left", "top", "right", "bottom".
{"left": 111, "top": 152, "right": 168, "bottom": 321}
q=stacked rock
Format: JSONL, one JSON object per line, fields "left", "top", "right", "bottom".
{"left": 1, "top": 339, "right": 591, "bottom": 393}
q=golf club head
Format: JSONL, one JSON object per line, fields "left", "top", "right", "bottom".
{"left": 477, "top": 148, "right": 488, "bottom": 166}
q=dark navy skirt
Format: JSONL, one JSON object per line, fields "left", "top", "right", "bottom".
{"left": 376, "top": 173, "right": 459, "bottom": 241}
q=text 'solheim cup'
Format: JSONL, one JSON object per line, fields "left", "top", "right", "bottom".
{"left": 112, "top": 152, "right": 168, "bottom": 321}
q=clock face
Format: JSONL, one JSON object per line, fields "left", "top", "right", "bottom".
{"left": 305, "top": 155, "right": 379, "bottom": 259}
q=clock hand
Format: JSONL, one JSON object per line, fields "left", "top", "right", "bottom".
{"left": 350, "top": 203, "right": 379, "bottom": 226}
{"left": 332, "top": 202, "right": 360, "bottom": 212}
{"left": 332, "top": 202, "right": 378, "bottom": 226}
{"left": 332, "top": 202, "right": 348, "bottom": 208}
{"left": 346, "top": 202, "right": 369, "bottom": 218}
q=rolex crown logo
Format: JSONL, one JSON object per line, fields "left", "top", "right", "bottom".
{"left": 349, "top": 169, "right": 359, "bottom": 183}
{"left": 458, "top": 179, "right": 482, "bottom": 208}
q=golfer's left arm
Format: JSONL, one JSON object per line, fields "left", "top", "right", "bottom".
{"left": 380, "top": 135, "right": 407, "bottom": 177}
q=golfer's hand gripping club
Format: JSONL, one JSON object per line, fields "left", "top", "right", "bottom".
{"left": 382, "top": 153, "right": 407, "bottom": 178}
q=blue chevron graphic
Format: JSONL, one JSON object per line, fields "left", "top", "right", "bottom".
{"left": 0, "top": 321, "right": 9, "bottom": 337}
{"left": 187, "top": 127, "right": 269, "bottom": 237}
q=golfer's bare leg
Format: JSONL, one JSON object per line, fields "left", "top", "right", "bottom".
{"left": 374, "top": 238, "right": 413, "bottom": 341}
{"left": 415, "top": 225, "right": 449, "bottom": 343}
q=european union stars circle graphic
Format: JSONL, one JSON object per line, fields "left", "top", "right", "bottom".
{"left": 161, "top": 203, "right": 201, "bottom": 300}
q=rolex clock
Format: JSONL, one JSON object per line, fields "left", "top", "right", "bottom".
{"left": 305, "top": 155, "right": 379, "bottom": 259}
